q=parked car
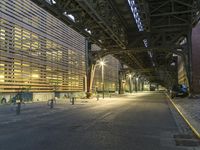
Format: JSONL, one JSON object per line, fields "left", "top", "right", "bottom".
{"left": 170, "top": 84, "right": 188, "bottom": 98}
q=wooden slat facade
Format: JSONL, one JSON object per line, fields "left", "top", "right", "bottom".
{"left": 0, "top": 0, "right": 86, "bottom": 92}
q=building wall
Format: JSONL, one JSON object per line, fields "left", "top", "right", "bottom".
{"left": 91, "top": 45, "right": 119, "bottom": 93}
{"left": 0, "top": 0, "right": 85, "bottom": 93}
{"left": 192, "top": 22, "right": 200, "bottom": 93}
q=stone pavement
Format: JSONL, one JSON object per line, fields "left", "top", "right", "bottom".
{"left": 171, "top": 96, "right": 200, "bottom": 138}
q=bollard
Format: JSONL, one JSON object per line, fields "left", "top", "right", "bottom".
{"left": 109, "top": 93, "right": 111, "bottom": 98}
{"left": 96, "top": 95, "right": 99, "bottom": 101}
{"left": 71, "top": 97, "right": 75, "bottom": 105}
{"left": 16, "top": 102, "right": 21, "bottom": 115}
{"left": 50, "top": 99, "right": 54, "bottom": 109}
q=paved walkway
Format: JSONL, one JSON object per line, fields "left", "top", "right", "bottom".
{"left": 0, "top": 95, "right": 117, "bottom": 125}
{"left": 171, "top": 96, "right": 200, "bottom": 138}
{"left": 0, "top": 92, "right": 198, "bottom": 150}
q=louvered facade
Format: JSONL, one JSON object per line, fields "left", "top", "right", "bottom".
{"left": 0, "top": 0, "right": 85, "bottom": 93}
{"left": 0, "top": 0, "right": 120, "bottom": 101}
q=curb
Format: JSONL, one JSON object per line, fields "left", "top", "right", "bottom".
{"left": 165, "top": 93, "right": 200, "bottom": 139}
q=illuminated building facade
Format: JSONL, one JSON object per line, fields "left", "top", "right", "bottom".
{"left": 93, "top": 55, "right": 119, "bottom": 93}
{"left": 0, "top": 0, "right": 119, "bottom": 101}
{"left": 90, "top": 45, "right": 119, "bottom": 93}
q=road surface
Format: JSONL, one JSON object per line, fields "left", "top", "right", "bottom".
{"left": 0, "top": 92, "right": 197, "bottom": 150}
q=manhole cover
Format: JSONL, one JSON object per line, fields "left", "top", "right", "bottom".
{"left": 174, "top": 134, "right": 200, "bottom": 146}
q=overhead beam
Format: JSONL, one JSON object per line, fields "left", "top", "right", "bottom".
{"left": 151, "top": 10, "right": 193, "bottom": 17}
{"left": 74, "top": 0, "right": 127, "bottom": 49}
{"left": 150, "top": 1, "right": 170, "bottom": 14}
{"left": 173, "top": 0, "right": 193, "bottom": 8}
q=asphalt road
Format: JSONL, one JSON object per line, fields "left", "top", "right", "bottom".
{"left": 0, "top": 92, "right": 195, "bottom": 150}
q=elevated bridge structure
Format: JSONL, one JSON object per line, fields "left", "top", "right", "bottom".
{"left": 31, "top": 0, "right": 200, "bottom": 94}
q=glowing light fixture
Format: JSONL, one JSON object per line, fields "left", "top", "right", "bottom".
{"left": 45, "top": 0, "right": 56, "bottom": 5}
{"left": 128, "top": 0, "right": 144, "bottom": 31}
{"left": 143, "top": 39, "right": 148, "bottom": 47}
{"left": 63, "top": 12, "right": 75, "bottom": 22}
{"left": 85, "top": 28, "right": 91, "bottom": 34}
{"left": 100, "top": 60, "right": 105, "bottom": 66}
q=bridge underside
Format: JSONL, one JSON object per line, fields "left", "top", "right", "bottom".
{"left": 31, "top": 0, "right": 200, "bottom": 91}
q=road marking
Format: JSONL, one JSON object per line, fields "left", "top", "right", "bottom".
{"left": 165, "top": 93, "right": 200, "bottom": 139}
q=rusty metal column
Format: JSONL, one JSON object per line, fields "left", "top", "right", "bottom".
{"left": 129, "top": 76, "right": 132, "bottom": 93}
{"left": 85, "top": 39, "right": 96, "bottom": 98}
{"left": 118, "top": 70, "right": 125, "bottom": 94}
{"left": 141, "top": 79, "right": 144, "bottom": 91}
{"left": 135, "top": 77, "right": 138, "bottom": 92}
{"left": 186, "top": 31, "right": 193, "bottom": 94}
{"left": 138, "top": 77, "right": 141, "bottom": 91}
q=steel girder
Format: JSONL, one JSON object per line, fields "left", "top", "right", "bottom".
{"left": 124, "top": 0, "right": 196, "bottom": 86}
{"left": 31, "top": 0, "right": 127, "bottom": 49}
{"left": 91, "top": 45, "right": 183, "bottom": 61}
{"left": 30, "top": 0, "right": 198, "bottom": 88}
{"left": 148, "top": 0, "right": 193, "bottom": 30}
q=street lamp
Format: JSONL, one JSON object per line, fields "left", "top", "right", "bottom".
{"left": 98, "top": 59, "right": 106, "bottom": 99}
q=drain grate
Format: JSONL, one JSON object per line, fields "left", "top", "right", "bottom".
{"left": 174, "top": 134, "right": 200, "bottom": 146}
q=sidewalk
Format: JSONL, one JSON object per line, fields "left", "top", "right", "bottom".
{"left": 171, "top": 96, "right": 200, "bottom": 138}
{"left": 0, "top": 94, "right": 119, "bottom": 125}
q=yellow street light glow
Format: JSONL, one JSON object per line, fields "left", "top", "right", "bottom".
{"left": 100, "top": 60, "right": 105, "bottom": 66}
{"left": 97, "top": 58, "right": 107, "bottom": 67}
{"left": 128, "top": 74, "right": 132, "bottom": 78}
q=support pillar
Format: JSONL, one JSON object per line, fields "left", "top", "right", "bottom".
{"left": 85, "top": 40, "right": 96, "bottom": 98}
{"left": 191, "top": 24, "right": 200, "bottom": 94}
{"left": 138, "top": 78, "right": 141, "bottom": 91}
{"left": 135, "top": 77, "right": 138, "bottom": 92}
{"left": 118, "top": 70, "right": 125, "bottom": 94}
{"left": 141, "top": 80, "right": 144, "bottom": 91}
{"left": 185, "top": 31, "right": 193, "bottom": 94}
{"left": 129, "top": 77, "right": 132, "bottom": 93}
